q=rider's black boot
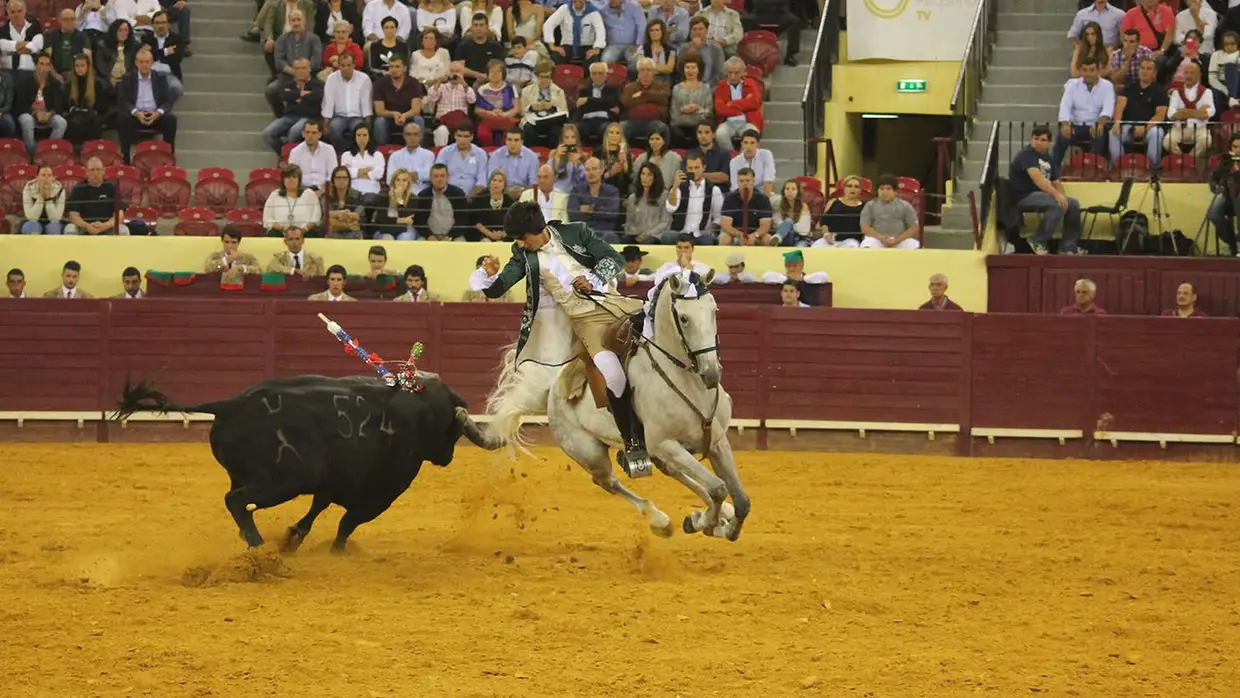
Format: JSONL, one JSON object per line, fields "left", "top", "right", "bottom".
{"left": 607, "top": 387, "right": 652, "bottom": 478}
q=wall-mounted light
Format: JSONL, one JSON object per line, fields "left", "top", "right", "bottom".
{"left": 860, "top": 114, "right": 899, "bottom": 120}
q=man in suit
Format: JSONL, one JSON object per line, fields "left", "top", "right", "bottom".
{"left": 204, "top": 225, "right": 263, "bottom": 283}
{"left": 265, "top": 226, "right": 325, "bottom": 276}
{"left": 116, "top": 48, "right": 178, "bottom": 164}
{"left": 112, "top": 266, "right": 145, "bottom": 299}
{"left": 307, "top": 264, "right": 356, "bottom": 301}
{"left": 5, "top": 268, "right": 26, "bottom": 298}
{"left": 142, "top": 10, "right": 186, "bottom": 101}
{"left": 41, "top": 260, "right": 94, "bottom": 298}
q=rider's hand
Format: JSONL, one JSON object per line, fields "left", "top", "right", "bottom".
{"left": 572, "top": 276, "right": 592, "bottom": 292}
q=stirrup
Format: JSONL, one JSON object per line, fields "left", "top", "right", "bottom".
{"left": 618, "top": 445, "right": 653, "bottom": 479}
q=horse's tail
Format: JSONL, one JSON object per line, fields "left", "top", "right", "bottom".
{"left": 111, "top": 375, "right": 231, "bottom": 422}
{"left": 484, "top": 341, "right": 553, "bottom": 456}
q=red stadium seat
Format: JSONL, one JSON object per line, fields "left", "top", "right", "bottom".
{"left": 106, "top": 164, "right": 146, "bottom": 206}
{"left": 147, "top": 172, "right": 192, "bottom": 217}
{"left": 81, "top": 139, "right": 123, "bottom": 167}
{"left": 34, "top": 138, "right": 75, "bottom": 167}
{"left": 173, "top": 206, "right": 220, "bottom": 236}
{"left": 245, "top": 168, "right": 281, "bottom": 207}
{"left": 605, "top": 63, "right": 628, "bottom": 89}
{"left": 149, "top": 165, "right": 188, "bottom": 182}
{"left": 51, "top": 163, "right": 86, "bottom": 190}
{"left": 531, "top": 146, "right": 550, "bottom": 162}
{"left": 0, "top": 163, "right": 37, "bottom": 208}
{"left": 132, "top": 140, "right": 175, "bottom": 176}
{"left": 377, "top": 144, "right": 401, "bottom": 162}
{"left": 225, "top": 207, "right": 265, "bottom": 237}
{"left": 1115, "top": 153, "right": 1149, "bottom": 180}
{"left": 553, "top": 63, "right": 585, "bottom": 100}
{"left": 0, "top": 137, "right": 29, "bottom": 168}
{"left": 124, "top": 205, "right": 159, "bottom": 224}
{"left": 1212, "top": 109, "right": 1240, "bottom": 144}
{"left": 1061, "top": 152, "right": 1108, "bottom": 181}
{"left": 278, "top": 142, "right": 296, "bottom": 168}
{"left": 802, "top": 185, "right": 825, "bottom": 218}
{"left": 195, "top": 170, "right": 239, "bottom": 214}
{"left": 1160, "top": 154, "right": 1199, "bottom": 182}
{"left": 0, "top": 205, "right": 9, "bottom": 234}
{"left": 795, "top": 175, "right": 822, "bottom": 196}
{"left": 739, "top": 31, "right": 780, "bottom": 76}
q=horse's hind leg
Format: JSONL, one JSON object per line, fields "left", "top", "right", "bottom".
{"left": 566, "top": 435, "right": 674, "bottom": 538}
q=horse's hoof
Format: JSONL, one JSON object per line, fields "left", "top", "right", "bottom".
{"left": 726, "top": 519, "right": 745, "bottom": 542}
{"left": 652, "top": 521, "right": 675, "bottom": 538}
{"left": 682, "top": 514, "right": 696, "bottom": 534}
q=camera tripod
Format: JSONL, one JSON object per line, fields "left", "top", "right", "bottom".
{"left": 1124, "top": 169, "right": 1183, "bottom": 256}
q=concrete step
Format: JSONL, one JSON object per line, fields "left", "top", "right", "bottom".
{"left": 181, "top": 129, "right": 270, "bottom": 153}
{"left": 769, "top": 83, "right": 803, "bottom": 102}
{"left": 999, "top": 12, "right": 1076, "bottom": 32}
{"left": 996, "top": 29, "right": 1071, "bottom": 49}
{"left": 923, "top": 225, "right": 977, "bottom": 250}
{"left": 189, "top": 36, "right": 267, "bottom": 56}
{"left": 764, "top": 102, "right": 800, "bottom": 122}
{"left": 977, "top": 103, "right": 1056, "bottom": 123}
{"left": 988, "top": 65, "right": 1070, "bottom": 84}
{"left": 982, "top": 84, "right": 1066, "bottom": 106}
{"left": 192, "top": 0, "right": 257, "bottom": 22}
{"left": 176, "top": 149, "right": 275, "bottom": 172}
{"left": 179, "top": 72, "right": 270, "bottom": 93}
{"left": 177, "top": 91, "right": 271, "bottom": 113}
{"left": 189, "top": 17, "right": 259, "bottom": 36}
{"left": 179, "top": 111, "right": 272, "bottom": 133}
{"left": 1002, "top": 0, "right": 1079, "bottom": 13}
{"left": 188, "top": 52, "right": 269, "bottom": 75}
{"left": 992, "top": 46, "right": 1065, "bottom": 68}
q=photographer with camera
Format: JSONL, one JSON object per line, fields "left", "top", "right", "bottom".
{"left": 1206, "top": 133, "right": 1240, "bottom": 257}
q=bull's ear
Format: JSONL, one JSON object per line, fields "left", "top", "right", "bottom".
{"left": 703, "top": 269, "right": 716, "bottom": 286}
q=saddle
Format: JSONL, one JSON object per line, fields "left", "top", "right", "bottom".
{"left": 580, "top": 312, "right": 643, "bottom": 408}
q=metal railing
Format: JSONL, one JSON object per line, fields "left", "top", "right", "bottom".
{"left": 946, "top": 0, "right": 998, "bottom": 189}
{"left": 802, "top": 0, "right": 841, "bottom": 177}
{"left": 977, "top": 121, "right": 1001, "bottom": 249}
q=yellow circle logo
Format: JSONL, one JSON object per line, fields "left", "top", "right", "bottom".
{"left": 863, "top": 0, "right": 910, "bottom": 19}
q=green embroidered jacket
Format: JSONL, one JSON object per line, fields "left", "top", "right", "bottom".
{"left": 484, "top": 222, "right": 625, "bottom": 356}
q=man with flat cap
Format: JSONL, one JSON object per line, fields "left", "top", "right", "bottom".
{"left": 761, "top": 249, "right": 829, "bottom": 305}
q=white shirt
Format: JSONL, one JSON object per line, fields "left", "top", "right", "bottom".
{"left": 762, "top": 270, "right": 831, "bottom": 285}
{"left": 1168, "top": 81, "right": 1215, "bottom": 126}
{"left": 409, "top": 47, "right": 451, "bottom": 83}
{"left": 729, "top": 149, "right": 776, "bottom": 191}
{"left": 119, "top": 290, "right": 143, "bottom": 299}
{"left": 666, "top": 178, "right": 722, "bottom": 233}
{"left": 1175, "top": 5, "right": 1217, "bottom": 45}
{"left": 288, "top": 141, "right": 339, "bottom": 189}
{"left": 322, "top": 70, "right": 374, "bottom": 119}
{"left": 341, "top": 150, "right": 385, "bottom": 194}
{"left": 61, "top": 285, "right": 78, "bottom": 298}
{"left": 536, "top": 233, "right": 606, "bottom": 316}
{"left": 78, "top": 5, "right": 110, "bottom": 34}
{"left": 327, "top": 291, "right": 347, "bottom": 301}
{"left": 262, "top": 189, "right": 323, "bottom": 229}
{"left": 109, "top": 0, "right": 160, "bottom": 27}
{"left": 363, "top": 0, "right": 414, "bottom": 40}
{"left": 416, "top": 7, "right": 457, "bottom": 38}
{"left": 544, "top": 3, "right": 606, "bottom": 49}
{"left": 711, "top": 270, "right": 757, "bottom": 284}
{"left": 0, "top": 20, "right": 44, "bottom": 71}
{"left": 653, "top": 260, "right": 710, "bottom": 286}
{"left": 520, "top": 187, "right": 568, "bottom": 224}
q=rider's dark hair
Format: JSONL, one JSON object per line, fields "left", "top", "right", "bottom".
{"left": 503, "top": 200, "right": 547, "bottom": 240}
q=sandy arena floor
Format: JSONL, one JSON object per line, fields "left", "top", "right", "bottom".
{"left": 2, "top": 443, "right": 1239, "bottom": 696}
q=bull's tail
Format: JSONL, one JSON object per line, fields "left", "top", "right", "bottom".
{"left": 111, "top": 376, "right": 231, "bottom": 422}
{"left": 484, "top": 342, "right": 554, "bottom": 457}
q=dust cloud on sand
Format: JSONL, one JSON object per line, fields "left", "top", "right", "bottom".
{"left": 3, "top": 443, "right": 1240, "bottom": 696}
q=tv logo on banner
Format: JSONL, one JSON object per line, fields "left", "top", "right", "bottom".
{"left": 847, "top": 0, "right": 977, "bottom": 61}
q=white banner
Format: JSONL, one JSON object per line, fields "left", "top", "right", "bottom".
{"left": 846, "top": 0, "right": 980, "bottom": 61}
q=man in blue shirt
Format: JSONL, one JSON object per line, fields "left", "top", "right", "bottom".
{"left": 596, "top": 0, "right": 646, "bottom": 64}
{"left": 1009, "top": 125, "right": 1083, "bottom": 256}
{"left": 1052, "top": 57, "right": 1114, "bottom": 167}
{"left": 387, "top": 121, "right": 435, "bottom": 194}
{"left": 1069, "top": 0, "right": 1126, "bottom": 48}
{"left": 434, "top": 124, "right": 489, "bottom": 199}
{"left": 488, "top": 128, "right": 541, "bottom": 198}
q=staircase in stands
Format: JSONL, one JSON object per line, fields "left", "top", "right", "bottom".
{"left": 766, "top": 28, "right": 818, "bottom": 180}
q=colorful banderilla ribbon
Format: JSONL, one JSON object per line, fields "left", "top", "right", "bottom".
{"left": 318, "top": 313, "right": 395, "bottom": 383}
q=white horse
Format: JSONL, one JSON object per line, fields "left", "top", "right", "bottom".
{"left": 485, "top": 271, "right": 750, "bottom": 541}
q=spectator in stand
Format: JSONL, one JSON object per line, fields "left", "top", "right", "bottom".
{"left": 770, "top": 178, "right": 813, "bottom": 247}
{"left": 695, "top": 0, "right": 741, "bottom": 58}
{"left": 261, "top": 57, "right": 322, "bottom": 153}
{"left": 719, "top": 167, "right": 772, "bottom": 245}
{"left": 266, "top": 226, "right": 325, "bottom": 277}
{"left": 1164, "top": 282, "right": 1206, "bottom": 317}
{"left": 394, "top": 264, "right": 436, "bottom": 302}
{"left": 1009, "top": 125, "right": 1083, "bottom": 256}
{"left": 1052, "top": 56, "right": 1113, "bottom": 166}
{"left": 620, "top": 57, "right": 670, "bottom": 145}
{"left": 652, "top": 233, "right": 711, "bottom": 284}
{"left": 454, "top": 13, "right": 505, "bottom": 82}
{"left": 520, "top": 163, "right": 569, "bottom": 223}
{"left": 46, "top": 10, "right": 92, "bottom": 79}
{"left": 859, "top": 174, "right": 921, "bottom": 250}
{"left": 20, "top": 165, "right": 66, "bottom": 234}
{"left": 624, "top": 163, "right": 674, "bottom": 242}
{"left": 1165, "top": 61, "right": 1214, "bottom": 159}
{"left": 665, "top": 154, "right": 722, "bottom": 243}
{"left": 98, "top": 20, "right": 141, "bottom": 95}
{"left": 1, "top": 1, "right": 44, "bottom": 72}
{"left": 599, "top": 121, "right": 633, "bottom": 193}
{"left": 760, "top": 249, "right": 829, "bottom": 305}
{"left": 574, "top": 61, "right": 619, "bottom": 146}
{"left": 1061, "top": 278, "right": 1105, "bottom": 315}
{"left": 1177, "top": 0, "right": 1217, "bottom": 51}
{"left": 550, "top": 122, "right": 585, "bottom": 191}
{"left": 729, "top": 131, "right": 775, "bottom": 196}
{"left": 681, "top": 17, "right": 723, "bottom": 85}
{"left": 364, "top": 245, "right": 398, "bottom": 278}
{"left": 919, "top": 273, "right": 963, "bottom": 311}
{"left": 16, "top": 55, "right": 67, "bottom": 154}
{"left": 1069, "top": 0, "right": 1126, "bottom": 50}
{"left": 323, "top": 165, "right": 363, "bottom": 239}
{"left": 308, "top": 264, "right": 355, "bottom": 301}
{"left": 814, "top": 174, "right": 864, "bottom": 248}
{"left": 0, "top": 68, "right": 14, "bottom": 138}
{"left": 474, "top": 59, "right": 520, "bottom": 146}
{"left": 414, "top": 163, "right": 470, "bottom": 240}
{"left": 266, "top": 10, "right": 321, "bottom": 103}
{"left": 778, "top": 281, "right": 808, "bottom": 307}
{"left": 1071, "top": 22, "right": 1112, "bottom": 79}
{"left": 436, "top": 123, "right": 488, "bottom": 198}
{"left": 569, "top": 156, "right": 622, "bottom": 241}
{"left": 111, "top": 0, "right": 161, "bottom": 33}
{"left": 425, "top": 65, "right": 475, "bottom": 146}
{"left": 204, "top": 226, "right": 263, "bottom": 280}
{"left": 5, "top": 268, "right": 25, "bottom": 297}
{"left": 632, "top": 123, "right": 681, "bottom": 194}
{"left": 65, "top": 157, "right": 127, "bottom": 234}
{"left": 143, "top": 10, "right": 185, "bottom": 102}
{"left": 471, "top": 170, "right": 514, "bottom": 241}
{"left": 488, "top": 127, "right": 539, "bottom": 196}
{"left": 649, "top": 0, "right": 689, "bottom": 50}
{"left": 686, "top": 121, "right": 732, "bottom": 191}
{"left": 42, "top": 260, "right": 93, "bottom": 298}
{"left": 116, "top": 50, "right": 177, "bottom": 164}
{"left": 372, "top": 54, "right": 425, "bottom": 145}
{"left": 416, "top": 0, "right": 459, "bottom": 44}
{"left": 669, "top": 54, "right": 712, "bottom": 147}
{"left": 744, "top": 0, "right": 802, "bottom": 67}
{"left": 408, "top": 26, "right": 446, "bottom": 84}
{"left": 287, "top": 118, "right": 337, "bottom": 189}
{"left": 1120, "top": 0, "right": 1173, "bottom": 59}
{"left": 1208, "top": 29, "right": 1240, "bottom": 109}
{"left": 504, "top": 36, "right": 539, "bottom": 88}
{"left": 263, "top": 164, "right": 323, "bottom": 237}
{"left": 635, "top": 18, "right": 676, "bottom": 82}
{"left": 362, "top": 0, "right": 413, "bottom": 47}
{"left": 341, "top": 122, "right": 383, "bottom": 210}
{"left": 1166, "top": 29, "right": 1208, "bottom": 86}
{"left": 1107, "top": 28, "right": 1153, "bottom": 90}
{"left": 315, "top": 0, "right": 362, "bottom": 47}
{"left": 506, "top": 0, "right": 548, "bottom": 64}
{"left": 78, "top": 0, "right": 111, "bottom": 50}
{"left": 321, "top": 51, "right": 372, "bottom": 145}
{"left": 1109, "top": 58, "right": 1167, "bottom": 168}
{"left": 387, "top": 121, "right": 434, "bottom": 193}
{"left": 620, "top": 245, "right": 653, "bottom": 285}
{"left": 1208, "top": 133, "right": 1240, "bottom": 257}
{"left": 113, "top": 267, "right": 143, "bottom": 299}
{"left": 371, "top": 167, "right": 417, "bottom": 240}
{"left": 63, "top": 56, "right": 103, "bottom": 144}
{"left": 544, "top": 0, "right": 604, "bottom": 65}
{"left": 321, "top": 20, "right": 364, "bottom": 82}
{"left": 597, "top": 0, "right": 645, "bottom": 65}
{"left": 519, "top": 59, "right": 568, "bottom": 146}
{"left": 714, "top": 56, "right": 764, "bottom": 145}
{"left": 459, "top": 0, "right": 504, "bottom": 39}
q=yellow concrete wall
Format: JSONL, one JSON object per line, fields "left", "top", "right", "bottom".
{"left": 833, "top": 32, "right": 959, "bottom": 116}
{"left": 0, "top": 237, "right": 990, "bottom": 311}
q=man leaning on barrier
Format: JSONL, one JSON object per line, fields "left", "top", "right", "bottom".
{"left": 1009, "top": 125, "right": 1084, "bottom": 256}
{"left": 1207, "top": 133, "right": 1240, "bottom": 257}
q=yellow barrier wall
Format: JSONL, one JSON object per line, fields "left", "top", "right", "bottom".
{"left": 0, "top": 236, "right": 990, "bottom": 310}
{"left": 833, "top": 33, "right": 958, "bottom": 116}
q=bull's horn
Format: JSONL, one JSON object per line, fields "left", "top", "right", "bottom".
{"left": 456, "top": 407, "right": 505, "bottom": 451}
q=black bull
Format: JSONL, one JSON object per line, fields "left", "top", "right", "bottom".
{"left": 113, "top": 374, "right": 504, "bottom": 551}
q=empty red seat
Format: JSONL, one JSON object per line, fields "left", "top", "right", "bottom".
{"left": 80, "top": 139, "right": 123, "bottom": 167}
{"left": 106, "top": 164, "right": 146, "bottom": 206}
{"left": 0, "top": 205, "right": 9, "bottom": 234}
{"left": 225, "top": 207, "right": 265, "bottom": 237}
{"left": 34, "top": 138, "right": 75, "bottom": 167}
{"left": 195, "top": 170, "right": 239, "bottom": 214}
{"left": 1061, "top": 152, "right": 1108, "bottom": 181}
{"left": 147, "top": 172, "right": 191, "bottom": 216}
{"left": 795, "top": 175, "right": 822, "bottom": 196}
{"left": 149, "top": 165, "right": 188, "bottom": 181}
{"left": 376, "top": 144, "right": 401, "bottom": 162}
{"left": 131, "top": 140, "right": 175, "bottom": 176}
{"left": 278, "top": 142, "right": 296, "bottom": 168}
{"left": 0, "top": 138, "right": 29, "bottom": 168}
{"left": 51, "top": 163, "right": 86, "bottom": 190}
{"left": 173, "top": 206, "right": 220, "bottom": 236}
{"left": 124, "top": 205, "right": 159, "bottom": 223}
{"left": 245, "top": 168, "right": 281, "bottom": 207}
{"left": 605, "top": 63, "right": 628, "bottom": 89}
{"left": 739, "top": 31, "right": 780, "bottom": 76}
{"left": 1115, "top": 153, "right": 1149, "bottom": 180}
{"left": 0, "top": 163, "right": 37, "bottom": 208}
{"left": 1160, "top": 154, "right": 1199, "bottom": 182}
{"left": 553, "top": 63, "right": 585, "bottom": 100}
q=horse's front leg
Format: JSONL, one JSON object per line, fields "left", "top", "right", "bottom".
{"left": 706, "top": 437, "right": 750, "bottom": 542}
{"left": 650, "top": 440, "right": 728, "bottom": 535}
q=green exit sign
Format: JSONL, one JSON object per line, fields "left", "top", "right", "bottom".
{"left": 897, "top": 79, "right": 927, "bottom": 93}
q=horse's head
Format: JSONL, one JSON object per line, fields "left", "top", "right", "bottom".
{"left": 658, "top": 269, "right": 722, "bottom": 389}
